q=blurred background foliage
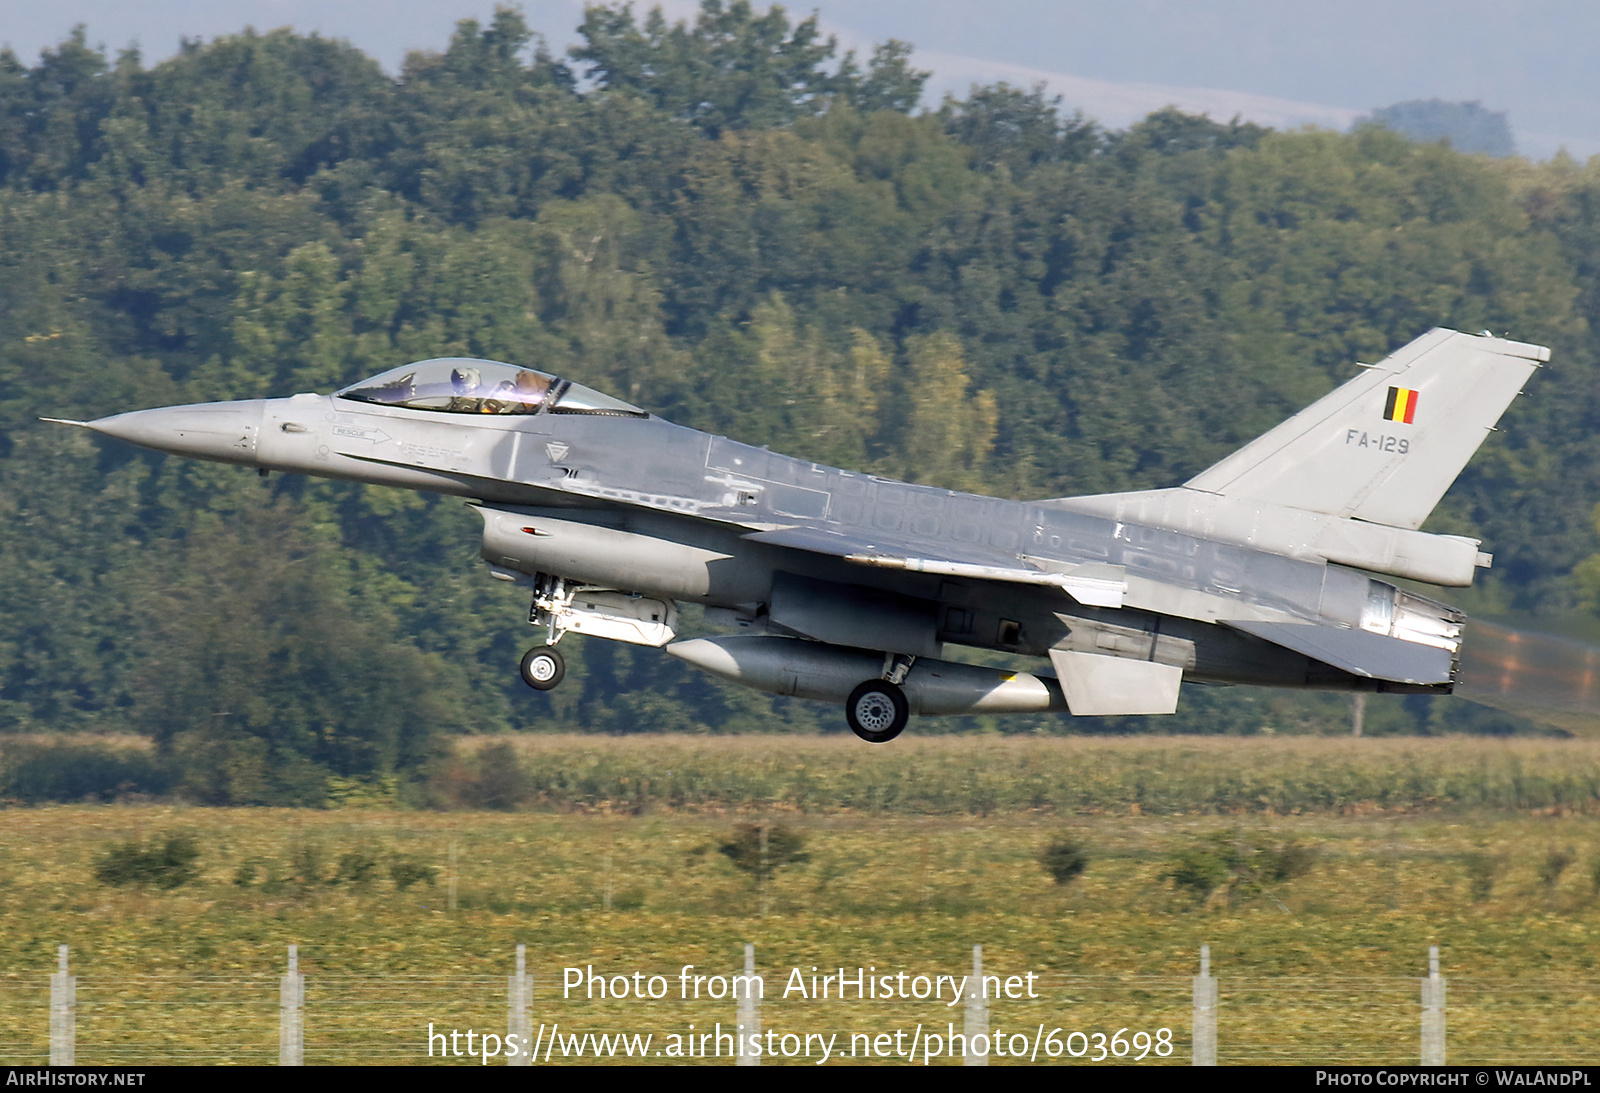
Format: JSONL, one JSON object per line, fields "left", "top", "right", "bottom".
{"left": 4, "top": 4, "right": 1600, "bottom": 803}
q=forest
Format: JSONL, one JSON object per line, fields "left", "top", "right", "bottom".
{"left": 5, "top": 3, "right": 1600, "bottom": 804}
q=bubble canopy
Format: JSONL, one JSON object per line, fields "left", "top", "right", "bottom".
{"left": 335, "top": 358, "right": 646, "bottom": 417}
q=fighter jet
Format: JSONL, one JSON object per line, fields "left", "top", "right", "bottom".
{"left": 50, "top": 328, "right": 1549, "bottom": 742}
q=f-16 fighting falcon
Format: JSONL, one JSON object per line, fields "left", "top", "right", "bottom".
{"left": 50, "top": 329, "right": 1550, "bottom": 742}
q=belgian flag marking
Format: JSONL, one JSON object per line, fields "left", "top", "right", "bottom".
{"left": 1384, "top": 386, "right": 1419, "bottom": 424}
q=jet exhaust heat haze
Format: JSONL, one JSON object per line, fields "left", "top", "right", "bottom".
{"left": 52, "top": 328, "right": 1593, "bottom": 742}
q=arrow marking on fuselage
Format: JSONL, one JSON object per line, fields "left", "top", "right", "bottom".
{"left": 330, "top": 424, "right": 392, "bottom": 444}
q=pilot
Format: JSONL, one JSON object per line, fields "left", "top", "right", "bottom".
{"left": 448, "top": 367, "right": 483, "bottom": 412}
{"left": 486, "top": 369, "right": 553, "bottom": 414}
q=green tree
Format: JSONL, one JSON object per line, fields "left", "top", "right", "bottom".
{"left": 528, "top": 194, "right": 688, "bottom": 407}
{"left": 129, "top": 494, "right": 460, "bottom": 805}
{"left": 573, "top": 1, "right": 842, "bottom": 137}
{"left": 1, "top": 15, "right": 1595, "bottom": 747}
{"left": 940, "top": 82, "right": 1100, "bottom": 176}
{"left": 896, "top": 332, "right": 997, "bottom": 491}
{"left": 838, "top": 40, "right": 928, "bottom": 115}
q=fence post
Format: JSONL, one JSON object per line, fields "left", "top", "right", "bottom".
{"left": 508, "top": 944, "right": 532, "bottom": 1067}
{"left": 1421, "top": 946, "right": 1446, "bottom": 1065}
{"left": 964, "top": 944, "right": 988, "bottom": 1066}
{"left": 447, "top": 838, "right": 459, "bottom": 913}
{"left": 1192, "top": 944, "right": 1217, "bottom": 1066}
{"left": 49, "top": 945, "right": 74, "bottom": 1066}
{"left": 279, "top": 944, "right": 304, "bottom": 1066}
{"left": 736, "top": 943, "right": 759, "bottom": 1066}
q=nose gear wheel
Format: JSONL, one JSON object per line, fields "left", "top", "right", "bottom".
{"left": 520, "top": 645, "right": 566, "bottom": 691}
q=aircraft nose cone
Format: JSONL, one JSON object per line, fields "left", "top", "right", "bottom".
{"left": 80, "top": 401, "right": 265, "bottom": 464}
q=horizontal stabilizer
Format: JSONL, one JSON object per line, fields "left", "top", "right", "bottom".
{"left": 1226, "top": 620, "right": 1455, "bottom": 685}
{"left": 1186, "top": 329, "right": 1547, "bottom": 530}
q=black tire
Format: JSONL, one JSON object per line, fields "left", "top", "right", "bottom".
{"left": 519, "top": 645, "right": 565, "bottom": 691}
{"left": 846, "top": 679, "right": 909, "bottom": 743}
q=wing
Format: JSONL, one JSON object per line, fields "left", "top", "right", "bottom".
{"left": 743, "top": 524, "right": 1181, "bottom": 715}
{"left": 740, "top": 525, "right": 1127, "bottom": 609}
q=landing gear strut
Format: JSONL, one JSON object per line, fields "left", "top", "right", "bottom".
{"left": 519, "top": 574, "right": 570, "bottom": 692}
{"left": 519, "top": 645, "right": 565, "bottom": 691}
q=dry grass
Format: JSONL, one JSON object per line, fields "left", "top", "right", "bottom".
{"left": 3, "top": 736, "right": 1600, "bottom": 1064}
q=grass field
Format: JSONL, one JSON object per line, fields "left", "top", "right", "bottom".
{"left": 439, "top": 733, "right": 1600, "bottom": 814}
{"left": 2, "top": 735, "right": 1599, "bottom": 1065}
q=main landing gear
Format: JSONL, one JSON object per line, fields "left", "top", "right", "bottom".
{"left": 846, "top": 679, "right": 908, "bottom": 743}
{"left": 845, "top": 652, "right": 914, "bottom": 743}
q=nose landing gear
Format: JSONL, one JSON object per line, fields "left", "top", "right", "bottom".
{"left": 519, "top": 645, "right": 566, "bottom": 691}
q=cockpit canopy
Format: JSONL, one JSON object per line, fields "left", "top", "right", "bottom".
{"left": 336, "top": 358, "right": 646, "bottom": 417}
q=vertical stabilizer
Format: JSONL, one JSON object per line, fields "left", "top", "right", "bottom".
{"left": 1184, "top": 329, "right": 1547, "bottom": 530}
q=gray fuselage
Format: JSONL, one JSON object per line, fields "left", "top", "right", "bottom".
{"left": 94, "top": 390, "right": 1440, "bottom": 694}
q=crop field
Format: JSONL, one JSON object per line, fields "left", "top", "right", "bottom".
{"left": 2, "top": 736, "right": 1599, "bottom": 1065}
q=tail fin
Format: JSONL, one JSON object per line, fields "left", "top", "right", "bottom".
{"left": 1185, "top": 329, "right": 1548, "bottom": 530}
